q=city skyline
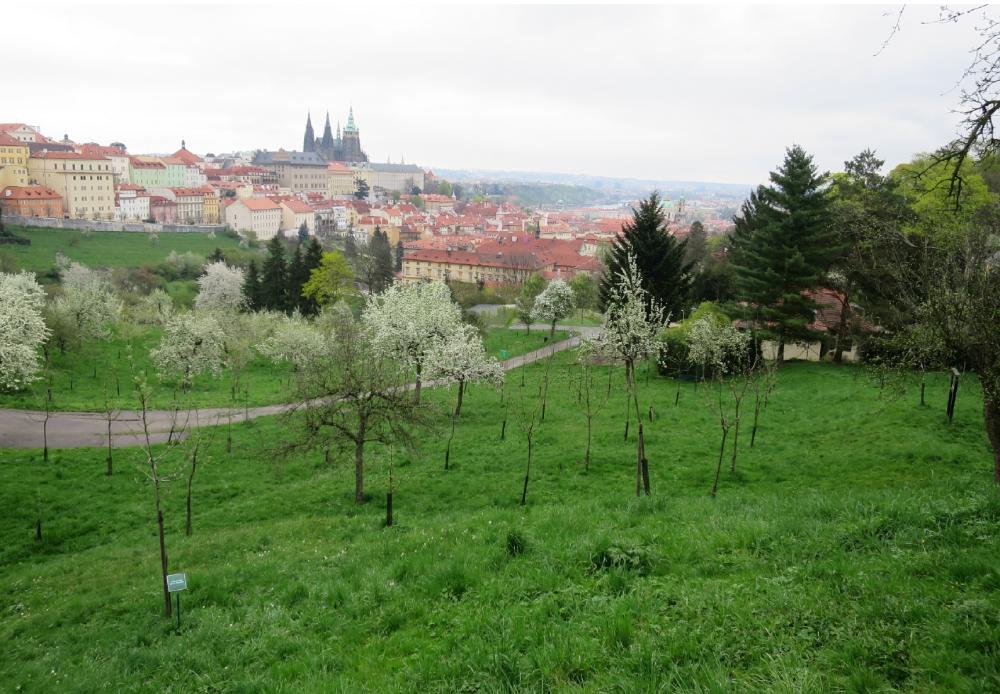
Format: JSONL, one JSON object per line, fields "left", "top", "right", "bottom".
{"left": 9, "top": 4, "right": 983, "bottom": 184}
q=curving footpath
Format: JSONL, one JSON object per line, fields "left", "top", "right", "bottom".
{"left": 0, "top": 328, "right": 596, "bottom": 450}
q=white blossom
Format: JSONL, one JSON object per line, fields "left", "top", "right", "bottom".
{"left": 257, "top": 313, "right": 327, "bottom": 370}
{"left": 685, "top": 316, "right": 750, "bottom": 375}
{"left": 0, "top": 272, "right": 50, "bottom": 390}
{"left": 426, "top": 324, "right": 505, "bottom": 389}
{"left": 195, "top": 261, "right": 246, "bottom": 314}
{"left": 532, "top": 279, "right": 575, "bottom": 332}
{"left": 151, "top": 311, "right": 226, "bottom": 385}
{"left": 362, "top": 281, "right": 465, "bottom": 400}
{"left": 51, "top": 262, "right": 122, "bottom": 343}
{"left": 134, "top": 289, "right": 175, "bottom": 325}
{"left": 587, "top": 254, "right": 668, "bottom": 367}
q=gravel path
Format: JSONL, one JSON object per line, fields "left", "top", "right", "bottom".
{"left": 0, "top": 331, "right": 591, "bottom": 450}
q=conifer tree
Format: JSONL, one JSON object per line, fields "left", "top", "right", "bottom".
{"left": 261, "top": 235, "right": 288, "bottom": 312}
{"left": 731, "top": 145, "right": 837, "bottom": 361}
{"left": 287, "top": 243, "right": 309, "bottom": 314}
{"left": 301, "top": 237, "right": 325, "bottom": 315}
{"left": 599, "top": 192, "right": 692, "bottom": 318}
{"left": 684, "top": 221, "right": 708, "bottom": 269}
{"left": 344, "top": 234, "right": 357, "bottom": 261}
{"left": 395, "top": 240, "right": 404, "bottom": 273}
{"left": 242, "top": 259, "right": 263, "bottom": 311}
{"left": 370, "top": 227, "right": 395, "bottom": 293}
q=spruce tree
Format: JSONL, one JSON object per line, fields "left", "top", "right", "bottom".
{"left": 261, "top": 235, "right": 288, "bottom": 312}
{"left": 243, "top": 259, "right": 263, "bottom": 311}
{"left": 371, "top": 227, "right": 395, "bottom": 292}
{"left": 731, "top": 145, "right": 837, "bottom": 361}
{"left": 684, "top": 221, "right": 708, "bottom": 269}
{"left": 395, "top": 240, "right": 404, "bottom": 273}
{"left": 300, "top": 237, "right": 324, "bottom": 315}
{"left": 599, "top": 191, "right": 692, "bottom": 318}
{"left": 287, "top": 243, "right": 309, "bottom": 313}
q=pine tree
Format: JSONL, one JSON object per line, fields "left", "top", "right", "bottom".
{"left": 371, "top": 227, "right": 395, "bottom": 293}
{"left": 300, "top": 237, "right": 324, "bottom": 316}
{"left": 261, "top": 236, "right": 288, "bottom": 312}
{"left": 243, "top": 259, "right": 263, "bottom": 311}
{"left": 599, "top": 191, "right": 692, "bottom": 318}
{"left": 684, "top": 221, "right": 708, "bottom": 269}
{"left": 394, "top": 240, "right": 404, "bottom": 273}
{"left": 731, "top": 145, "right": 837, "bottom": 361}
{"left": 287, "top": 243, "right": 309, "bottom": 313}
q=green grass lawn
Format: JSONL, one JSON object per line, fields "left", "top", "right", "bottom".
{"left": 5, "top": 226, "right": 243, "bottom": 274}
{"left": 0, "top": 327, "right": 568, "bottom": 412}
{"left": 1, "top": 357, "right": 997, "bottom": 690}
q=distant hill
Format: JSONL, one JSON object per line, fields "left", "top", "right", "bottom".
{"left": 432, "top": 167, "right": 752, "bottom": 201}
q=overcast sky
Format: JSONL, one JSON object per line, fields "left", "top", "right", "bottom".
{"left": 9, "top": 3, "right": 986, "bottom": 185}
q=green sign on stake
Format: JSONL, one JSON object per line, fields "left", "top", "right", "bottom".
{"left": 166, "top": 573, "right": 187, "bottom": 629}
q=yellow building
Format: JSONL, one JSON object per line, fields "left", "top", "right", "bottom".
{"left": 202, "top": 187, "right": 220, "bottom": 224}
{"left": 28, "top": 151, "right": 115, "bottom": 219}
{"left": 0, "top": 132, "right": 29, "bottom": 188}
{"left": 327, "top": 162, "right": 356, "bottom": 197}
{"left": 401, "top": 248, "right": 541, "bottom": 285}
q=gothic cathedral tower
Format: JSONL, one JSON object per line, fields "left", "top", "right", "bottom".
{"left": 303, "top": 112, "right": 315, "bottom": 153}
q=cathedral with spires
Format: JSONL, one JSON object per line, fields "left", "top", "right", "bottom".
{"left": 302, "top": 108, "right": 368, "bottom": 163}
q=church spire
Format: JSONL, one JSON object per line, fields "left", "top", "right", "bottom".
{"left": 303, "top": 111, "right": 315, "bottom": 152}
{"left": 345, "top": 106, "right": 358, "bottom": 134}
{"left": 321, "top": 111, "right": 334, "bottom": 151}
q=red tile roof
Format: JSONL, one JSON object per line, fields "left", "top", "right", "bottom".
{"left": 239, "top": 198, "right": 281, "bottom": 212}
{"left": 1, "top": 185, "right": 61, "bottom": 200}
{"left": 281, "top": 199, "right": 313, "bottom": 214}
{"left": 0, "top": 132, "right": 26, "bottom": 147}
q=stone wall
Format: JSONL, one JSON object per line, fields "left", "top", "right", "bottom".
{"left": 3, "top": 214, "right": 227, "bottom": 234}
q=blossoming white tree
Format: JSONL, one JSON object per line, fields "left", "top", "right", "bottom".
{"left": 134, "top": 289, "right": 175, "bottom": 326}
{"left": 258, "top": 313, "right": 326, "bottom": 371}
{"left": 685, "top": 315, "right": 758, "bottom": 496}
{"left": 49, "top": 262, "right": 122, "bottom": 351}
{"left": 532, "top": 278, "right": 575, "bottom": 336}
{"left": 151, "top": 311, "right": 226, "bottom": 388}
{"left": 426, "top": 323, "right": 505, "bottom": 469}
{"left": 362, "top": 280, "right": 464, "bottom": 403}
{"left": 0, "top": 272, "right": 50, "bottom": 391}
{"left": 194, "top": 261, "right": 246, "bottom": 314}
{"left": 586, "top": 254, "right": 669, "bottom": 496}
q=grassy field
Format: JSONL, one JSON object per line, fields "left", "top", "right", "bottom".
{"left": 2, "top": 356, "right": 998, "bottom": 691}
{"left": 0, "top": 328, "right": 568, "bottom": 411}
{"left": 4, "top": 226, "right": 243, "bottom": 274}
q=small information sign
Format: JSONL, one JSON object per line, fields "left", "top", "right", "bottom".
{"left": 166, "top": 573, "right": 187, "bottom": 593}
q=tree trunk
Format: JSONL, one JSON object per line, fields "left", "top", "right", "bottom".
{"left": 455, "top": 380, "right": 465, "bottom": 417}
{"left": 550, "top": 319, "right": 556, "bottom": 337}
{"left": 354, "top": 438, "right": 365, "bottom": 504}
{"left": 776, "top": 338, "right": 785, "bottom": 365}
{"left": 500, "top": 416, "right": 506, "bottom": 440}
{"left": 106, "top": 417, "right": 113, "bottom": 476}
{"left": 157, "top": 507, "right": 171, "bottom": 617}
{"left": 730, "top": 400, "right": 742, "bottom": 473}
{"left": 585, "top": 415, "right": 592, "bottom": 471}
{"left": 711, "top": 428, "right": 729, "bottom": 497}
{"left": 414, "top": 361, "right": 422, "bottom": 404}
{"left": 35, "top": 518, "right": 42, "bottom": 541}
{"left": 445, "top": 410, "right": 456, "bottom": 470}
{"left": 520, "top": 437, "right": 532, "bottom": 506}
{"left": 920, "top": 374, "right": 926, "bottom": 407}
{"left": 984, "top": 398, "right": 1000, "bottom": 485}
{"left": 750, "top": 397, "right": 762, "bottom": 448}
{"left": 186, "top": 446, "right": 198, "bottom": 536}
{"left": 386, "top": 492, "right": 393, "bottom": 527}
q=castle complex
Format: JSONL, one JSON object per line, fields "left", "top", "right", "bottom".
{"left": 302, "top": 108, "right": 367, "bottom": 163}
